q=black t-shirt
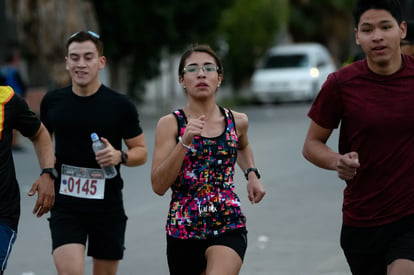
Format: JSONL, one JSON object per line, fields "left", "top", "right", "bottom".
{"left": 40, "top": 85, "right": 143, "bottom": 212}
{"left": 0, "top": 87, "right": 41, "bottom": 231}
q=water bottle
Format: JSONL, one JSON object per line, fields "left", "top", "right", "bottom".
{"left": 91, "top": 132, "right": 117, "bottom": 179}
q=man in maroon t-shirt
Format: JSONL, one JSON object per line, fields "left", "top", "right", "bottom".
{"left": 303, "top": 0, "right": 414, "bottom": 274}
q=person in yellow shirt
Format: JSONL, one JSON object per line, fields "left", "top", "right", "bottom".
{"left": 0, "top": 86, "right": 55, "bottom": 275}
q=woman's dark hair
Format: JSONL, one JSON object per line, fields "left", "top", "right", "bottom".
{"left": 353, "top": 0, "right": 402, "bottom": 27}
{"left": 178, "top": 44, "right": 223, "bottom": 77}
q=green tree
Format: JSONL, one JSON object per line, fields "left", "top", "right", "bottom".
{"left": 289, "top": 0, "right": 357, "bottom": 63}
{"left": 218, "top": 0, "right": 287, "bottom": 90}
{"left": 93, "top": 0, "right": 235, "bottom": 101}
{"left": 5, "top": 0, "right": 360, "bottom": 99}
{"left": 5, "top": 0, "right": 98, "bottom": 88}
{"left": 6, "top": 0, "right": 235, "bottom": 100}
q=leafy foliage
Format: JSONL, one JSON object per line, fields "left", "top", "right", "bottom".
{"left": 93, "top": 0, "right": 234, "bottom": 99}
{"left": 289, "top": 0, "right": 357, "bottom": 62}
{"left": 219, "top": 0, "right": 286, "bottom": 90}
{"left": 5, "top": 0, "right": 365, "bottom": 96}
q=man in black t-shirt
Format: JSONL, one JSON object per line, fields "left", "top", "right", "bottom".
{"left": 0, "top": 86, "right": 55, "bottom": 275}
{"left": 40, "top": 31, "right": 148, "bottom": 275}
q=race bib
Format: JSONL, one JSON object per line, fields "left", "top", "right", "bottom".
{"left": 59, "top": 164, "right": 105, "bottom": 199}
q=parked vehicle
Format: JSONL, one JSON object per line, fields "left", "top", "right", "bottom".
{"left": 251, "top": 43, "right": 337, "bottom": 103}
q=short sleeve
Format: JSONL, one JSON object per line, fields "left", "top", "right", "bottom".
{"left": 121, "top": 96, "right": 143, "bottom": 139}
{"left": 308, "top": 73, "right": 343, "bottom": 129}
{"left": 13, "top": 94, "right": 41, "bottom": 137}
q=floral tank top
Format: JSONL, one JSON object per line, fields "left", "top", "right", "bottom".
{"left": 167, "top": 106, "right": 246, "bottom": 239}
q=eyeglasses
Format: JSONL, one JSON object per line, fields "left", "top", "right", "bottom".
{"left": 183, "top": 64, "right": 219, "bottom": 74}
{"left": 69, "top": 31, "right": 100, "bottom": 40}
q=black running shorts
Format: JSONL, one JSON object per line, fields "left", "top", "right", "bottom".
{"left": 341, "top": 214, "right": 414, "bottom": 275}
{"left": 48, "top": 207, "right": 128, "bottom": 260}
{"left": 167, "top": 227, "right": 248, "bottom": 275}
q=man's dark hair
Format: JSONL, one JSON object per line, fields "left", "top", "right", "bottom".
{"left": 353, "top": 0, "right": 402, "bottom": 27}
{"left": 66, "top": 31, "right": 104, "bottom": 56}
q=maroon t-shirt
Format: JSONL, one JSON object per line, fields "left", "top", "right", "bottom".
{"left": 308, "top": 54, "right": 414, "bottom": 227}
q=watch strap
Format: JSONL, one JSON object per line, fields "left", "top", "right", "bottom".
{"left": 121, "top": 150, "right": 128, "bottom": 164}
{"left": 41, "top": 168, "right": 58, "bottom": 179}
{"left": 245, "top": 167, "right": 261, "bottom": 180}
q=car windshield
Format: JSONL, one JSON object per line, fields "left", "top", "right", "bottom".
{"left": 263, "top": 54, "right": 309, "bottom": 69}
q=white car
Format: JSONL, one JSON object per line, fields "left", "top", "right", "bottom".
{"left": 251, "top": 43, "right": 337, "bottom": 103}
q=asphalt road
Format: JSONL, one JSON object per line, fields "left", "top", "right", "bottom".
{"left": 7, "top": 102, "right": 351, "bottom": 275}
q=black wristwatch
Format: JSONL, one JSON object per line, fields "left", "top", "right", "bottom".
{"left": 41, "top": 168, "right": 58, "bottom": 180}
{"left": 120, "top": 150, "right": 128, "bottom": 164}
{"left": 244, "top": 168, "right": 261, "bottom": 180}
